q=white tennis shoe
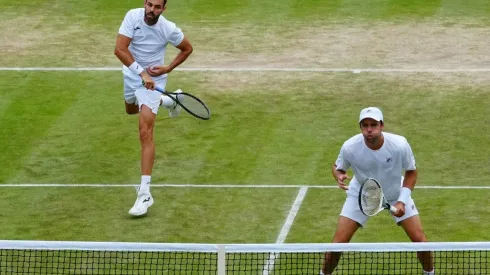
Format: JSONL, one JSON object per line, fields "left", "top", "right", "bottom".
{"left": 128, "top": 193, "right": 154, "bottom": 216}
{"left": 168, "top": 89, "right": 183, "bottom": 118}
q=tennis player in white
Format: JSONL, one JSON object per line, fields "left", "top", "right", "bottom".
{"left": 114, "top": 0, "right": 193, "bottom": 216}
{"left": 321, "top": 107, "right": 434, "bottom": 275}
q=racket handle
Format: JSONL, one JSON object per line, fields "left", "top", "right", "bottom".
{"left": 389, "top": 205, "right": 398, "bottom": 213}
{"left": 141, "top": 80, "right": 165, "bottom": 93}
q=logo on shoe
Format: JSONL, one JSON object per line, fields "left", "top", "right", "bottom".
{"left": 143, "top": 197, "right": 151, "bottom": 203}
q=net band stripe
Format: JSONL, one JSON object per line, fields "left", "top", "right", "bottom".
{"left": 1, "top": 240, "right": 489, "bottom": 252}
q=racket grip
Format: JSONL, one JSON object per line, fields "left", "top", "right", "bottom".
{"left": 389, "top": 205, "right": 398, "bottom": 213}
{"left": 141, "top": 80, "right": 164, "bottom": 93}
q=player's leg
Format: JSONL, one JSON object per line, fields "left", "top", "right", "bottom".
{"left": 322, "top": 216, "right": 361, "bottom": 275}
{"left": 396, "top": 199, "right": 434, "bottom": 274}
{"left": 125, "top": 101, "right": 139, "bottom": 114}
{"left": 139, "top": 104, "right": 156, "bottom": 177}
{"left": 142, "top": 76, "right": 181, "bottom": 118}
{"left": 160, "top": 89, "right": 183, "bottom": 118}
{"left": 322, "top": 194, "right": 366, "bottom": 275}
{"left": 123, "top": 74, "right": 140, "bottom": 115}
{"left": 128, "top": 88, "right": 161, "bottom": 216}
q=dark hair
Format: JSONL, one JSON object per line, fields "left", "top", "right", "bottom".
{"left": 359, "top": 120, "right": 384, "bottom": 127}
{"left": 146, "top": 0, "right": 167, "bottom": 6}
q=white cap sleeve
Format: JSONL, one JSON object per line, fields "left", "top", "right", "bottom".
{"left": 118, "top": 11, "right": 135, "bottom": 38}
{"left": 168, "top": 26, "right": 184, "bottom": 46}
{"left": 335, "top": 144, "right": 351, "bottom": 171}
{"left": 402, "top": 140, "right": 416, "bottom": 171}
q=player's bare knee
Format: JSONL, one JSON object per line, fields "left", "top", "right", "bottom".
{"left": 125, "top": 102, "right": 139, "bottom": 114}
{"left": 126, "top": 107, "right": 138, "bottom": 114}
{"left": 138, "top": 127, "right": 153, "bottom": 143}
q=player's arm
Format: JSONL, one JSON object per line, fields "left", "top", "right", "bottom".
{"left": 114, "top": 34, "right": 135, "bottom": 68}
{"left": 332, "top": 164, "right": 346, "bottom": 180}
{"left": 332, "top": 164, "right": 350, "bottom": 190}
{"left": 147, "top": 36, "right": 193, "bottom": 76}
{"left": 332, "top": 144, "right": 351, "bottom": 190}
{"left": 114, "top": 34, "right": 154, "bottom": 90}
{"left": 402, "top": 169, "right": 417, "bottom": 191}
{"left": 397, "top": 139, "right": 418, "bottom": 205}
{"left": 397, "top": 169, "right": 417, "bottom": 207}
{"left": 393, "top": 140, "right": 417, "bottom": 217}
{"left": 167, "top": 36, "right": 193, "bottom": 71}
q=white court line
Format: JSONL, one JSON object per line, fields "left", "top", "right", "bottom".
{"left": 0, "top": 184, "right": 489, "bottom": 189}
{"left": 262, "top": 186, "right": 309, "bottom": 275}
{"left": 1, "top": 67, "right": 490, "bottom": 73}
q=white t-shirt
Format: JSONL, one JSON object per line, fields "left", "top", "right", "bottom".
{"left": 118, "top": 8, "right": 184, "bottom": 79}
{"left": 335, "top": 132, "right": 416, "bottom": 203}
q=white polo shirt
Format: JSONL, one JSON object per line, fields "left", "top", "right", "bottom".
{"left": 335, "top": 132, "right": 416, "bottom": 203}
{"left": 118, "top": 8, "right": 184, "bottom": 80}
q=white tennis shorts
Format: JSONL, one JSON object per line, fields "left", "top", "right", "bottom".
{"left": 340, "top": 193, "right": 419, "bottom": 227}
{"left": 123, "top": 72, "right": 167, "bottom": 115}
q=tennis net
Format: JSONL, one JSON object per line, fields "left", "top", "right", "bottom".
{"left": 0, "top": 240, "right": 488, "bottom": 274}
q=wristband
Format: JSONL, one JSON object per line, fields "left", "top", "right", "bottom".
{"left": 129, "top": 61, "right": 144, "bottom": 75}
{"left": 398, "top": 187, "right": 411, "bottom": 205}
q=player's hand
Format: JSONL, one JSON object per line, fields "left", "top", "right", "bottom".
{"left": 335, "top": 174, "right": 351, "bottom": 190}
{"left": 141, "top": 72, "right": 155, "bottom": 90}
{"left": 147, "top": 65, "right": 172, "bottom": 76}
{"left": 392, "top": 201, "right": 406, "bottom": 217}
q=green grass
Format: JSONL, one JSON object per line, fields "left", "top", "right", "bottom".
{"left": 0, "top": 71, "right": 488, "bottom": 247}
{"left": 4, "top": 0, "right": 489, "bottom": 24}
{"left": 1, "top": 72, "right": 488, "bottom": 186}
{"left": 0, "top": 187, "right": 298, "bottom": 242}
{"left": 2, "top": 0, "right": 490, "bottom": 67}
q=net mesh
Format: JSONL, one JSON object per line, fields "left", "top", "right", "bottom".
{"left": 1, "top": 250, "right": 216, "bottom": 274}
{"left": 0, "top": 241, "right": 488, "bottom": 274}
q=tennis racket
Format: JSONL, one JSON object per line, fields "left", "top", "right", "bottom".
{"left": 156, "top": 87, "right": 211, "bottom": 120}
{"left": 358, "top": 178, "right": 397, "bottom": 216}
{"left": 143, "top": 81, "right": 211, "bottom": 120}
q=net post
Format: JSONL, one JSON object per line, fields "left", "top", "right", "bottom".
{"left": 217, "top": 244, "right": 226, "bottom": 275}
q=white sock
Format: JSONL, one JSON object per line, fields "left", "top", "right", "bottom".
{"left": 160, "top": 95, "right": 175, "bottom": 109}
{"left": 139, "top": 175, "right": 151, "bottom": 195}
{"left": 423, "top": 269, "right": 435, "bottom": 275}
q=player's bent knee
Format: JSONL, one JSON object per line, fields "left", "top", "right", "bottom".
{"left": 126, "top": 108, "right": 139, "bottom": 115}
{"left": 125, "top": 102, "right": 139, "bottom": 114}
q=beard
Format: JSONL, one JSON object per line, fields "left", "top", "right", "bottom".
{"left": 144, "top": 12, "right": 159, "bottom": 25}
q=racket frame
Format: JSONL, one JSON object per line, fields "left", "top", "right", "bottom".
{"left": 155, "top": 86, "right": 211, "bottom": 120}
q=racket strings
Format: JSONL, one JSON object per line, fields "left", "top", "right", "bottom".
{"left": 361, "top": 185, "right": 383, "bottom": 215}
{"left": 178, "top": 94, "right": 210, "bottom": 119}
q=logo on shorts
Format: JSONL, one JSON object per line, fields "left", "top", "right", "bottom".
{"left": 412, "top": 204, "right": 415, "bottom": 210}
